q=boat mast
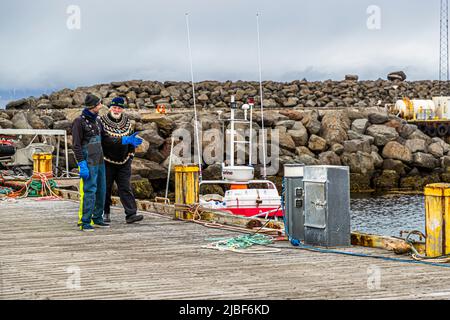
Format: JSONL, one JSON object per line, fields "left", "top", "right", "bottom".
{"left": 256, "top": 13, "right": 267, "bottom": 179}
{"left": 185, "top": 13, "right": 202, "bottom": 181}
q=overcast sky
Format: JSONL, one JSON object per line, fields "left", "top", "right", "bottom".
{"left": 0, "top": 0, "right": 444, "bottom": 104}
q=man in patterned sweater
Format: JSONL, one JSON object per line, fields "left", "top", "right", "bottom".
{"left": 100, "top": 97, "right": 144, "bottom": 224}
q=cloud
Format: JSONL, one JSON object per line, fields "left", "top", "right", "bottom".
{"left": 0, "top": 0, "right": 442, "bottom": 92}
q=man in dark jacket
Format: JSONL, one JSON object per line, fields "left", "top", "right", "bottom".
{"left": 72, "top": 94, "right": 142, "bottom": 232}
{"left": 100, "top": 97, "right": 144, "bottom": 224}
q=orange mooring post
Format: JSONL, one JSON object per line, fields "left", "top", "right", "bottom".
{"left": 424, "top": 183, "right": 450, "bottom": 258}
{"left": 174, "top": 164, "right": 199, "bottom": 220}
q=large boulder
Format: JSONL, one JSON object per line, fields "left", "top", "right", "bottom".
{"left": 350, "top": 173, "right": 372, "bottom": 192}
{"left": 139, "top": 128, "right": 165, "bottom": 148}
{"left": 320, "top": 111, "right": 350, "bottom": 145}
{"left": 202, "top": 163, "right": 222, "bottom": 180}
{"left": 407, "top": 130, "right": 432, "bottom": 143}
{"left": 398, "top": 123, "right": 417, "bottom": 139}
{"left": 405, "top": 139, "right": 428, "bottom": 153}
{"left": 351, "top": 119, "right": 369, "bottom": 134}
{"left": 279, "top": 131, "right": 297, "bottom": 152}
{"left": 308, "top": 134, "right": 327, "bottom": 152}
{"left": 381, "top": 141, "right": 412, "bottom": 163}
{"left": 27, "top": 113, "right": 47, "bottom": 129}
{"left": 400, "top": 176, "right": 424, "bottom": 191}
{"left": 371, "top": 151, "right": 384, "bottom": 168}
{"left": 343, "top": 139, "right": 372, "bottom": 154}
{"left": 340, "top": 151, "right": 375, "bottom": 175}
{"left": 0, "top": 118, "right": 13, "bottom": 129}
{"left": 296, "top": 146, "right": 316, "bottom": 158}
{"left": 6, "top": 98, "right": 34, "bottom": 110}
{"left": 374, "top": 170, "right": 399, "bottom": 190}
{"left": 413, "top": 152, "right": 439, "bottom": 170}
{"left": 53, "top": 120, "right": 72, "bottom": 134}
{"left": 141, "top": 114, "right": 175, "bottom": 137}
{"left": 279, "top": 110, "right": 304, "bottom": 121}
{"left": 287, "top": 122, "right": 308, "bottom": 146}
{"left": 366, "top": 124, "right": 399, "bottom": 146}
{"left": 318, "top": 151, "right": 341, "bottom": 165}
{"left": 428, "top": 143, "right": 445, "bottom": 158}
{"left": 382, "top": 159, "right": 408, "bottom": 176}
{"left": 387, "top": 71, "right": 407, "bottom": 81}
{"left": 296, "top": 154, "right": 319, "bottom": 165}
{"left": 131, "top": 178, "right": 154, "bottom": 199}
{"left": 12, "top": 112, "right": 32, "bottom": 129}
{"left": 301, "top": 111, "right": 321, "bottom": 135}
{"left": 368, "top": 112, "right": 389, "bottom": 124}
{"left": 331, "top": 143, "right": 345, "bottom": 155}
{"left": 131, "top": 158, "right": 167, "bottom": 180}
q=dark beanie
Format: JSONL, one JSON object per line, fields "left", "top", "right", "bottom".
{"left": 110, "top": 97, "right": 126, "bottom": 108}
{"left": 85, "top": 94, "right": 101, "bottom": 108}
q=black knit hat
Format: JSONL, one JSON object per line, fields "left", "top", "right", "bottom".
{"left": 110, "top": 97, "right": 126, "bottom": 108}
{"left": 85, "top": 94, "right": 101, "bottom": 108}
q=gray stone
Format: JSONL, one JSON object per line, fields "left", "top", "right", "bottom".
{"left": 405, "top": 139, "right": 428, "bottom": 153}
{"left": 371, "top": 151, "right": 384, "bottom": 168}
{"left": 296, "top": 146, "right": 316, "bottom": 158}
{"left": 351, "top": 119, "right": 369, "bottom": 134}
{"left": 381, "top": 141, "right": 413, "bottom": 163}
{"left": 428, "top": 143, "right": 445, "bottom": 158}
{"left": 368, "top": 112, "right": 389, "bottom": 124}
{"left": 413, "top": 152, "right": 439, "bottom": 169}
{"left": 318, "top": 151, "right": 341, "bottom": 165}
{"left": 366, "top": 125, "right": 399, "bottom": 146}
{"left": 340, "top": 151, "right": 375, "bottom": 175}
{"left": 331, "top": 143, "right": 344, "bottom": 155}
{"left": 308, "top": 134, "right": 327, "bottom": 152}
{"left": 12, "top": 112, "right": 32, "bottom": 129}
{"left": 287, "top": 126, "right": 308, "bottom": 147}
{"left": 131, "top": 158, "right": 167, "bottom": 180}
{"left": 343, "top": 139, "right": 372, "bottom": 153}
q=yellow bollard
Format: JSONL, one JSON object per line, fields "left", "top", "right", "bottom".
{"left": 424, "top": 183, "right": 450, "bottom": 257}
{"left": 32, "top": 153, "right": 53, "bottom": 178}
{"left": 174, "top": 164, "right": 200, "bottom": 220}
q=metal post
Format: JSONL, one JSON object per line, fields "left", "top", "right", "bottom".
{"left": 64, "top": 131, "right": 69, "bottom": 178}
{"left": 56, "top": 135, "right": 60, "bottom": 177}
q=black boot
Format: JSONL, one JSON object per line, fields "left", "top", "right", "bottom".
{"left": 104, "top": 213, "right": 111, "bottom": 223}
{"left": 126, "top": 214, "right": 143, "bottom": 224}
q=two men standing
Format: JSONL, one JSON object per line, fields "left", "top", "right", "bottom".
{"left": 72, "top": 94, "right": 143, "bottom": 232}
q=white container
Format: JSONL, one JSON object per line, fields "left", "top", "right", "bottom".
{"left": 433, "top": 96, "right": 450, "bottom": 119}
{"left": 224, "top": 189, "right": 281, "bottom": 208}
{"left": 222, "top": 165, "right": 254, "bottom": 181}
{"left": 395, "top": 99, "right": 435, "bottom": 120}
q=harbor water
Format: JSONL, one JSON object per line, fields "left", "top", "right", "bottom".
{"left": 350, "top": 194, "right": 425, "bottom": 237}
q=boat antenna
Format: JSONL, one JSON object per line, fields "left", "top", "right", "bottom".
{"left": 256, "top": 13, "right": 267, "bottom": 179}
{"left": 185, "top": 12, "right": 203, "bottom": 181}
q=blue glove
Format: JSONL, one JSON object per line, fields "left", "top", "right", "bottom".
{"left": 122, "top": 132, "right": 143, "bottom": 147}
{"left": 77, "top": 160, "right": 89, "bottom": 180}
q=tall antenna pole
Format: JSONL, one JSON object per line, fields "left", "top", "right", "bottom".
{"left": 185, "top": 13, "right": 202, "bottom": 181}
{"left": 440, "top": 0, "right": 449, "bottom": 95}
{"left": 256, "top": 13, "right": 267, "bottom": 179}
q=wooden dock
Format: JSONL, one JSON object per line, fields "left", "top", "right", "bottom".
{"left": 1, "top": 198, "right": 450, "bottom": 300}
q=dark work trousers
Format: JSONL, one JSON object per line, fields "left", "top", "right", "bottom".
{"left": 104, "top": 158, "right": 137, "bottom": 218}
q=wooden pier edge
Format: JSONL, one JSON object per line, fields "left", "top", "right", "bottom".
{"left": 54, "top": 188, "right": 425, "bottom": 255}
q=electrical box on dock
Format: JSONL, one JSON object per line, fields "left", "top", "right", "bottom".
{"left": 303, "top": 165, "right": 351, "bottom": 247}
{"left": 283, "top": 164, "right": 305, "bottom": 243}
